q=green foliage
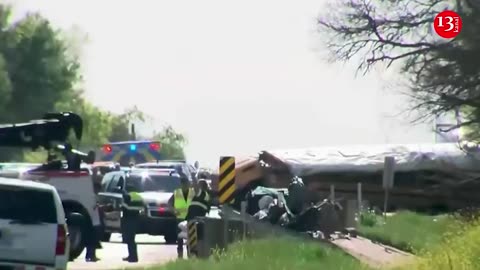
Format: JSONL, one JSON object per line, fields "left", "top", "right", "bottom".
{"left": 359, "top": 209, "right": 377, "bottom": 227}
{"left": 1, "top": 10, "right": 80, "bottom": 122}
{"left": 153, "top": 125, "right": 187, "bottom": 160}
{"left": 109, "top": 106, "right": 145, "bottom": 142}
{"left": 358, "top": 211, "right": 456, "bottom": 254}
{"left": 402, "top": 221, "right": 480, "bottom": 270}
{"left": 150, "top": 237, "right": 370, "bottom": 270}
{"left": 56, "top": 96, "right": 113, "bottom": 149}
{"left": 23, "top": 151, "right": 47, "bottom": 163}
{"left": 0, "top": 5, "right": 82, "bottom": 161}
{"left": 0, "top": 4, "right": 188, "bottom": 162}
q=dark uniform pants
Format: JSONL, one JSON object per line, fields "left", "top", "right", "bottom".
{"left": 84, "top": 223, "right": 97, "bottom": 259}
{"left": 122, "top": 216, "right": 139, "bottom": 260}
{"left": 177, "top": 220, "right": 184, "bottom": 258}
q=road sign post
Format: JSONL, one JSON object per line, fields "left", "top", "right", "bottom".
{"left": 241, "top": 201, "right": 247, "bottom": 240}
{"left": 357, "top": 182, "right": 362, "bottom": 213}
{"left": 218, "top": 156, "right": 236, "bottom": 204}
{"left": 382, "top": 156, "right": 396, "bottom": 219}
{"left": 330, "top": 184, "right": 335, "bottom": 202}
{"left": 187, "top": 221, "right": 198, "bottom": 257}
{"left": 218, "top": 156, "right": 236, "bottom": 248}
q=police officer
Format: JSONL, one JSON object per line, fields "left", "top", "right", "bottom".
{"left": 170, "top": 176, "right": 195, "bottom": 258}
{"left": 120, "top": 181, "right": 144, "bottom": 262}
{"left": 185, "top": 179, "right": 212, "bottom": 221}
{"left": 183, "top": 180, "right": 212, "bottom": 257}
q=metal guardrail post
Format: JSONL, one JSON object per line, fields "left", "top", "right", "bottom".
{"left": 187, "top": 220, "right": 198, "bottom": 257}
{"left": 241, "top": 201, "right": 247, "bottom": 240}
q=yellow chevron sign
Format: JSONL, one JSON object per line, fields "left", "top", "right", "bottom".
{"left": 187, "top": 221, "right": 198, "bottom": 256}
{"left": 218, "top": 156, "right": 236, "bottom": 204}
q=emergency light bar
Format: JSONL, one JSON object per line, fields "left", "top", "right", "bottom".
{"left": 101, "top": 141, "right": 161, "bottom": 154}
{"left": 102, "top": 144, "right": 112, "bottom": 153}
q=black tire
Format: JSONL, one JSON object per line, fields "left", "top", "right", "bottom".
{"left": 66, "top": 212, "right": 87, "bottom": 261}
{"left": 164, "top": 231, "right": 177, "bottom": 244}
{"left": 101, "top": 232, "right": 111, "bottom": 242}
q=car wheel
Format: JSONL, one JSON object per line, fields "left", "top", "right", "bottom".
{"left": 164, "top": 232, "right": 177, "bottom": 244}
{"left": 67, "top": 212, "right": 87, "bottom": 261}
{"left": 101, "top": 232, "right": 111, "bottom": 242}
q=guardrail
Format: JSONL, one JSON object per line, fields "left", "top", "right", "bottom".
{"left": 187, "top": 199, "right": 365, "bottom": 259}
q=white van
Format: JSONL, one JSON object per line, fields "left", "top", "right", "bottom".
{"left": 0, "top": 178, "right": 69, "bottom": 270}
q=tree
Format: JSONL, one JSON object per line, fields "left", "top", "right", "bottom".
{"left": 56, "top": 97, "right": 113, "bottom": 149}
{"left": 109, "top": 106, "right": 146, "bottom": 142}
{"left": 107, "top": 107, "right": 188, "bottom": 160}
{"left": 0, "top": 8, "right": 80, "bottom": 122}
{"left": 153, "top": 125, "right": 187, "bottom": 160}
{"left": 0, "top": 5, "right": 81, "bottom": 161}
{"left": 318, "top": 0, "right": 480, "bottom": 139}
{"left": 0, "top": 4, "right": 189, "bottom": 162}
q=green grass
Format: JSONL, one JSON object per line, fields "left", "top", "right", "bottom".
{"left": 144, "top": 237, "right": 372, "bottom": 270}
{"left": 395, "top": 221, "right": 480, "bottom": 270}
{"left": 358, "top": 210, "right": 456, "bottom": 253}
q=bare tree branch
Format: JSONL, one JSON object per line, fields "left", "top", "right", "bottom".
{"left": 318, "top": 0, "right": 480, "bottom": 139}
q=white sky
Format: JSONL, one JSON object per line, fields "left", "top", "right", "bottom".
{"left": 10, "top": 0, "right": 434, "bottom": 168}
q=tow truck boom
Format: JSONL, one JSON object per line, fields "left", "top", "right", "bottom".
{"left": 0, "top": 112, "right": 83, "bottom": 150}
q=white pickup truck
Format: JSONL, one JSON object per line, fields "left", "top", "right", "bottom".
{"left": 0, "top": 112, "right": 101, "bottom": 260}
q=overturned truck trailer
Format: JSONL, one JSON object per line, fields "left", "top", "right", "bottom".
{"left": 217, "top": 143, "right": 480, "bottom": 211}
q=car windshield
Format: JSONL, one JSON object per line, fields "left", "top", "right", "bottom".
{"left": 0, "top": 186, "right": 57, "bottom": 223}
{"left": 127, "top": 174, "right": 181, "bottom": 193}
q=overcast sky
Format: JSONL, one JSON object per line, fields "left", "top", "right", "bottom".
{"left": 11, "top": 0, "right": 434, "bottom": 168}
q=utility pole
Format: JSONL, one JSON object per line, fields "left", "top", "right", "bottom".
{"left": 131, "top": 123, "right": 136, "bottom": 140}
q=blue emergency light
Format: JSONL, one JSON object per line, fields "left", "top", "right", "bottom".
{"left": 129, "top": 144, "right": 137, "bottom": 151}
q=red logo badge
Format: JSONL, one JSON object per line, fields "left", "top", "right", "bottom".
{"left": 433, "top": 10, "right": 462, "bottom": 39}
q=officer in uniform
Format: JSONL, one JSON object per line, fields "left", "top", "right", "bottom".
{"left": 120, "top": 181, "right": 144, "bottom": 262}
{"left": 170, "top": 175, "right": 195, "bottom": 258}
{"left": 185, "top": 179, "right": 212, "bottom": 221}
{"left": 184, "top": 180, "right": 212, "bottom": 257}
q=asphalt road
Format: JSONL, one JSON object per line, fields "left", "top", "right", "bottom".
{"left": 69, "top": 234, "right": 179, "bottom": 270}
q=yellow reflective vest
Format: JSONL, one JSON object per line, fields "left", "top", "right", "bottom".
{"left": 190, "top": 190, "right": 211, "bottom": 211}
{"left": 174, "top": 188, "right": 195, "bottom": 219}
{"left": 122, "top": 192, "right": 144, "bottom": 211}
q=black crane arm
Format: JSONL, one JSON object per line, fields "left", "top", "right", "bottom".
{"left": 0, "top": 112, "right": 83, "bottom": 150}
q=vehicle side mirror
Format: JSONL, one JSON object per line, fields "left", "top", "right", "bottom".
{"left": 194, "top": 161, "right": 200, "bottom": 170}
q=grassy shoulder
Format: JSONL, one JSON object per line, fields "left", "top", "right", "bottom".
{"left": 396, "top": 221, "right": 480, "bottom": 270}
{"left": 146, "top": 238, "right": 372, "bottom": 270}
{"left": 358, "top": 210, "right": 456, "bottom": 253}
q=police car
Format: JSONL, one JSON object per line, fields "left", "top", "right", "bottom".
{"left": 135, "top": 160, "right": 198, "bottom": 181}
{"left": 97, "top": 169, "right": 186, "bottom": 244}
{"left": 99, "top": 141, "right": 161, "bottom": 166}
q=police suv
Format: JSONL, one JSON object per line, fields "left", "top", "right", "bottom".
{"left": 0, "top": 178, "right": 69, "bottom": 270}
{"left": 97, "top": 169, "right": 186, "bottom": 244}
